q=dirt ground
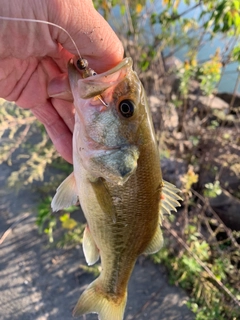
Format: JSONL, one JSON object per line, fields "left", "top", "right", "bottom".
{"left": 0, "top": 158, "right": 194, "bottom": 320}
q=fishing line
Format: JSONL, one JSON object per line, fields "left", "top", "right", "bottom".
{"left": 0, "top": 15, "right": 108, "bottom": 107}
{"left": 0, "top": 15, "right": 82, "bottom": 60}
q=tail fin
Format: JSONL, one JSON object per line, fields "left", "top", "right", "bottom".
{"left": 72, "top": 278, "right": 127, "bottom": 320}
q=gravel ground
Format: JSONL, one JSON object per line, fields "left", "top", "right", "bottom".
{"left": 0, "top": 160, "right": 194, "bottom": 320}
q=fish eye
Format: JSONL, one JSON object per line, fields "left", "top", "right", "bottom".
{"left": 119, "top": 100, "right": 135, "bottom": 118}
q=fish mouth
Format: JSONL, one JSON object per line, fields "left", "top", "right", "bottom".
{"left": 68, "top": 57, "right": 133, "bottom": 100}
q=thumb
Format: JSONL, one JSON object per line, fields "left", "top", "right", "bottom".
{"left": 50, "top": 0, "right": 124, "bottom": 73}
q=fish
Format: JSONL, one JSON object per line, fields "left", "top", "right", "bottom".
{"left": 51, "top": 57, "right": 182, "bottom": 320}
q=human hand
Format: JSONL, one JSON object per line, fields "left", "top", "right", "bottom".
{"left": 0, "top": 0, "right": 123, "bottom": 163}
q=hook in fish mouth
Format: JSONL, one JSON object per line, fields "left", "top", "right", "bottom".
{"left": 72, "top": 57, "right": 109, "bottom": 108}
{"left": 96, "top": 95, "right": 108, "bottom": 107}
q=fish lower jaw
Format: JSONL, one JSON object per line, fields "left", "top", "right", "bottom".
{"left": 78, "top": 146, "right": 121, "bottom": 160}
{"left": 78, "top": 136, "right": 121, "bottom": 153}
{"left": 76, "top": 144, "right": 139, "bottom": 185}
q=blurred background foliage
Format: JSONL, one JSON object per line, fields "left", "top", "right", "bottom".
{"left": 0, "top": 1, "right": 240, "bottom": 319}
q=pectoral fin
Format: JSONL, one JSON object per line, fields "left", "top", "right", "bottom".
{"left": 51, "top": 172, "right": 78, "bottom": 212}
{"left": 159, "top": 180, "right": 182, "bottom": 219}
{"left": 144, "top": 226, "right": 163, "bottom": 254}
{"left": 83, "top": 226, "right": 99, "bottom": 265}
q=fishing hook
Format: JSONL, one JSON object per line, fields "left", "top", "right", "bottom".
{"left": 76, "top": 58, "right": 108, "bottom": 108}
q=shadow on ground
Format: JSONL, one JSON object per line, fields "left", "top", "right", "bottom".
{"left": 0, "top": 161, "right": 194, "bottom": 320}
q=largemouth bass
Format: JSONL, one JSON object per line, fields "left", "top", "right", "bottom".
{"left": 52, "top": 57, "right": 182, "bottom": 320}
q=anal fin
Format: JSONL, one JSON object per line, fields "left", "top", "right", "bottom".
{"left": 83, "top": 226, "right": 99, "bottom": 265}
{"left": 51, "top": 172, "right": 78, "bottom": 212}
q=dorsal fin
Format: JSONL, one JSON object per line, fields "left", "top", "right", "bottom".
{"left": 159, "top": 180, "right": 182, "bottom": 220}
